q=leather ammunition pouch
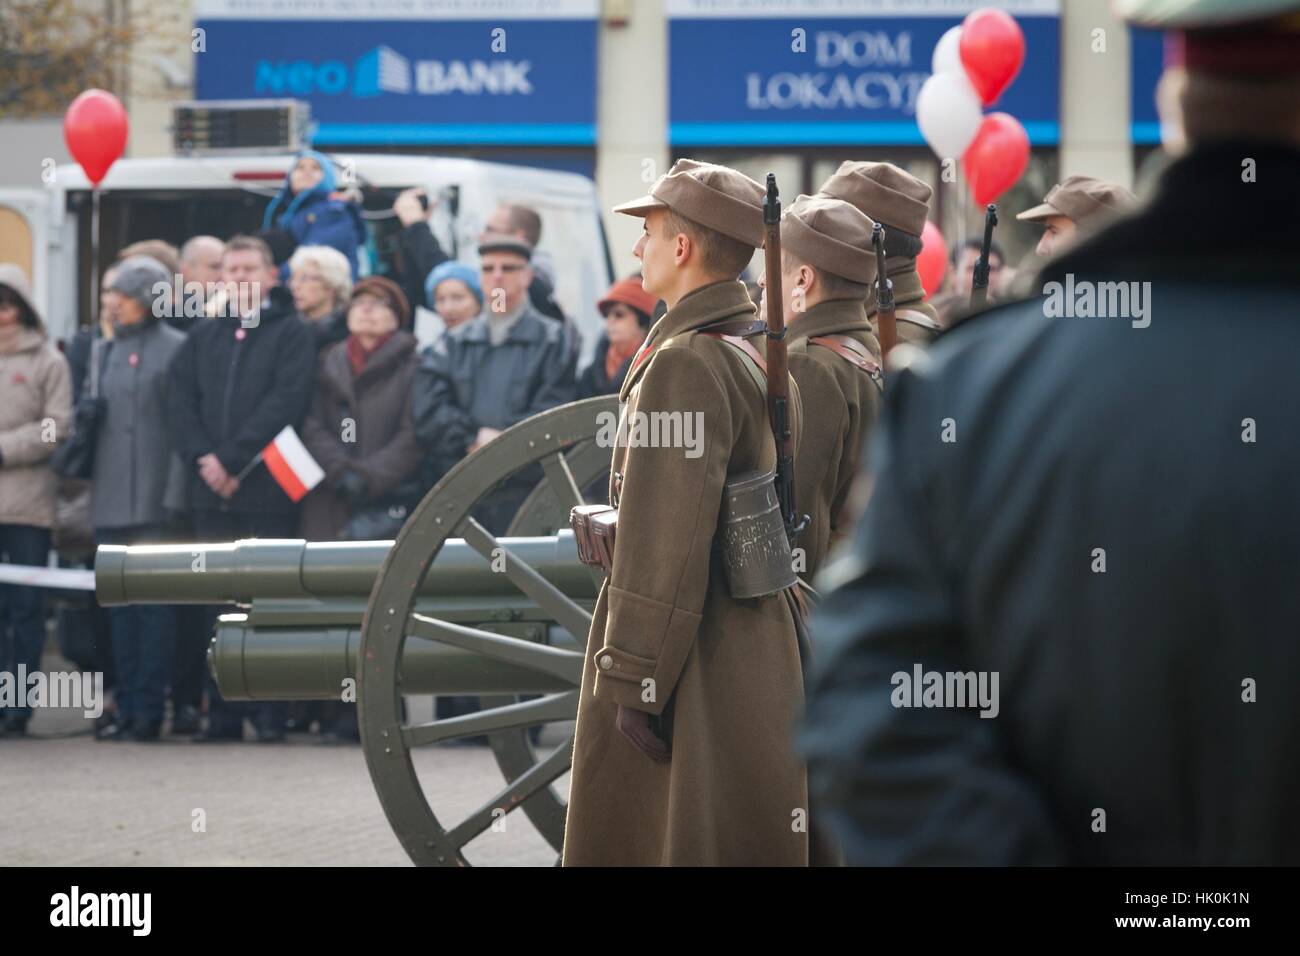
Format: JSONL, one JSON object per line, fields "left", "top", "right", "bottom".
{"left": 570, "top": 504, "right": 617, "bottom": 572}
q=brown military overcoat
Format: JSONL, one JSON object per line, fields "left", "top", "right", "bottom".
{"left": 868, "top": 266, "right": 943, "bottom": 347}
{"left": 562, "top": 279, "right": 809, "bottom": 867}
{"left": 788, "top": 298, "right": 883, "bottom": 580}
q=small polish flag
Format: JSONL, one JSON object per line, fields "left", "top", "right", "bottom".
{"left": 260, "top": 426, "right": 325, "bottom": 502}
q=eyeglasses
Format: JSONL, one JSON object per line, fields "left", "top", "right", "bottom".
{"left": 482, "top": 263, "right": 526, "bottom": 275}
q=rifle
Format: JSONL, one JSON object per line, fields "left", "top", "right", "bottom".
{"left": 970, "top": 203, "right": 999, "bottom": 310}
{"left": 762, "top": 173, "right": 806, "bottom": 540}
{"left": 871, "top": 223, "right": 897, "bottom": 359}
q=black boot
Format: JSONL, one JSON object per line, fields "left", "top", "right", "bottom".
{"left": 128, "top": 719, "right": 163, "bottom": 742}
{"left": 170, "top": 704, "right": 201, "bottom": 736}
{"left": 96, "top": 716, "right": 134, "bottom": 741}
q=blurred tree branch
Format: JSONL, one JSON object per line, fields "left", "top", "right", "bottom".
{"left": 0, "top": 0, "right": 134, "bottom": 117}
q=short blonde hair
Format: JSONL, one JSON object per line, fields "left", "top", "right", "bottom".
{"left": 288, "top": 245, "right": 353, "bottom": 302}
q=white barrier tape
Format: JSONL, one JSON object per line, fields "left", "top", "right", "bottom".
{"left": 0, "top": 563, "right": 96, "bottom": 591}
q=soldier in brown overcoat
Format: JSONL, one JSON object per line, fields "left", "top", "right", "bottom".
{"left": 818, "top": 161, "right": 943, "bottom": 348}
{"left": 762, "top": 195, "right": 884, "bottom": 580}
{"left": 563, "top": 160, "right": 809, "bottom": 866}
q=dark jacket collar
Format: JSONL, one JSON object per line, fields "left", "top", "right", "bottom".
{"left": 1042, "top": 142, "right": 1300, "bottom": 287}
{"left": 214, "top": 285, "right": 297, "bottom": 330}
{"left": 789, "top": 298, "right": 871, "bottom": 344}
{"left": 455, "top": 303, "right": 550, "bottom": 345}
{"left": 322, "top": 330, "right": 416, "bottom": 394}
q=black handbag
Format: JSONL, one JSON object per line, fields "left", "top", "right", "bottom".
{"left": 341, "top": 477, "right": 427, "bottom": 540}
{"left": 50, "top": 338, "right": 109, "bottom": 480}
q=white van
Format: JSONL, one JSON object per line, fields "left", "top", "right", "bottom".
{"left": 0, "top": 153, "right": 613, "bottom": 364}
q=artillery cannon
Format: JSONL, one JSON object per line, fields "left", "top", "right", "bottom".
{"left": 95, "top": 396, "right": 619, "bottom": 866}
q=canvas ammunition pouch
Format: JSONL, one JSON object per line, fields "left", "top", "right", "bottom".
{"left": 703, "top": 319, "right": 796, "bottom": 599}
{"left": 716, "top": 468, "right": 798, "bottom": 599}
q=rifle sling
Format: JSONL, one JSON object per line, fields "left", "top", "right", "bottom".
{"left": 702, "top": 332, "right": 768, "bottom": 396}
{"left": 809, "top": 334, "right": 880, "bottom": 374}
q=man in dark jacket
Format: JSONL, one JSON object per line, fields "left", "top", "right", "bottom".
{"left": 167, "top": 234, "right": 315, "bottom": 742}
{"left": 482, "top": 203, "right": 568, "bottom": 325}
{"left": 412, "top": 234, "right": 575, "bottom": 534}
{"left": 391, "top": 188, "right": 450, "bottom": 317}
{"left": 800, "top": 0, "right": 1300, "bottom": 866}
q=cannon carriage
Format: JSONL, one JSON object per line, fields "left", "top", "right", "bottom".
{"left": 95, "top": 395, "right": 619, "bottom": 866}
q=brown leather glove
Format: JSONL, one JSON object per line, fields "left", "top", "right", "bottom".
{"left": 616, "top": 704, "right": 670, "bottom": 763}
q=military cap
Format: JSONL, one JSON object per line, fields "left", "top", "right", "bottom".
{"left": 817, "top": 161, "right": 932, "bottom": 237}
{"left": 477, "top": 233, "right": 533, "bottom": 260}
{"left": 612, "top": 159, "right": 765, "bottom": 248}
{"left": 782, "top": 195, "right": 877, "bottom": 286}
{"left": 1017, "top": 175, "right": 1138, "bottom": 225}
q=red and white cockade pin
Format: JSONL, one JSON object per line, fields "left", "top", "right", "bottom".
{"left": 129, "top": 352, "right": 139, "bottom": 367}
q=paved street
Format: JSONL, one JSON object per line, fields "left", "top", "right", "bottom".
{"left": 1, "top": 655, "right": 568, "bottom": 867}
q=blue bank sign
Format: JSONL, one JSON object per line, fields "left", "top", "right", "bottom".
{"left": 668, "top": 0, "right": 1061, "bottom": 146}
{"left": 194, "top": 0, "right": 598, "bottom": 145}
{"left": 1130, "top": 27, "right": 1164, "bottom": 145}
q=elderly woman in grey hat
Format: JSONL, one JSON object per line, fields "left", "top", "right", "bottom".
{"left": 91, "top": 255, "right": 188, "bottom": 742}
{"left": 0, "top": 263, "right": 72, "bottom": 737}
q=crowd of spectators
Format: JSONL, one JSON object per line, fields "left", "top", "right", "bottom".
{"left": 0, "top": 151, "right": 651, "bottom": 744}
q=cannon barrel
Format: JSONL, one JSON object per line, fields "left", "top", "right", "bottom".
{"left": 210, "top": 617, "right": 577, "bottom": 700}
{"left": 95, "top": 532, "right": 592, "bottom": 605}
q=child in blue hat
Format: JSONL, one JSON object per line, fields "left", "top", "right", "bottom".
{"left": 262, "top": 151, "right": 367, "bottom": 278}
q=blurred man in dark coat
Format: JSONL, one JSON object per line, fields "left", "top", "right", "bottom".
{"left": 800, "top": 0, "right": 1300, "bottom": 865}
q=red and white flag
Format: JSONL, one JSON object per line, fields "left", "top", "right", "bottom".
{"left": 260, "top": 426, "right": 324, "bottom": 502}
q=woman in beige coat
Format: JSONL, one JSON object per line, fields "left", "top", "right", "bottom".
{"left": 0, "top": 263, "right": 72, "bottom": 736}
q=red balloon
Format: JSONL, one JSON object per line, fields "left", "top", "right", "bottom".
{"left": 64, "top": 90, "right": 129, "bottom": 186}
{"left": 959, "top": 8, "right": 1026, "bottom": 106}
{"left": 917, "top": 220, "right": 947, "bottom": 298}
{"left": 962, "top": 112, "right": 1029, "bottom": 207}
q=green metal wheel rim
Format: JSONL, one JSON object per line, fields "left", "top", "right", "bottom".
{"left": 358, "top": 395, "right": 617, "bottom": 867}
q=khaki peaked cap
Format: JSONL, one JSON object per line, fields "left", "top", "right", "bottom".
{"left": 612, "top": 159, "right": 766, "bottom": 248}
{"left": 1017, "top": 175, "right": 1138, "bottom": 225}
{"left": 782, "top": 195, "right": 877, "bottom": 286}
{"left": 818, "top": 160, "right": 932, "bottom": 237}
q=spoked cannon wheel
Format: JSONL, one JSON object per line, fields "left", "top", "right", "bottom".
{"left": 358, "top": 396, "right": 617, "bottom": 866}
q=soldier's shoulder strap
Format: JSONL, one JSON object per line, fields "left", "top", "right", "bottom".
{"left": 699, "top": 317, "right": 768, "bottom": 396}
{"left": 809, "top": 333, "right": 884, "bottom": 392}
{"left": 896, "top": 309, "right": 942, "bottom": 332}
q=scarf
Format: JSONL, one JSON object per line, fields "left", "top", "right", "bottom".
{"left": 346, "top": 331, "right": 395, "bottom": 378}
{"left": 605, "top": 337, "right": 641, "bottom": 381}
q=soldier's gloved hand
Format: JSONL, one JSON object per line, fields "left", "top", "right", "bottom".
{"left": 336, "top": 469, "right": 368, "bottom": 503}
{"left": 616, "top": 704, "right": 670, "bottom": 764}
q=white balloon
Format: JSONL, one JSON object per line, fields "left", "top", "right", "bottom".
{"left": 932, "top": 25, "right": 965, "bottom": 75}
{"left": 916, "top": 71, "right": 984, "bottom": 161}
